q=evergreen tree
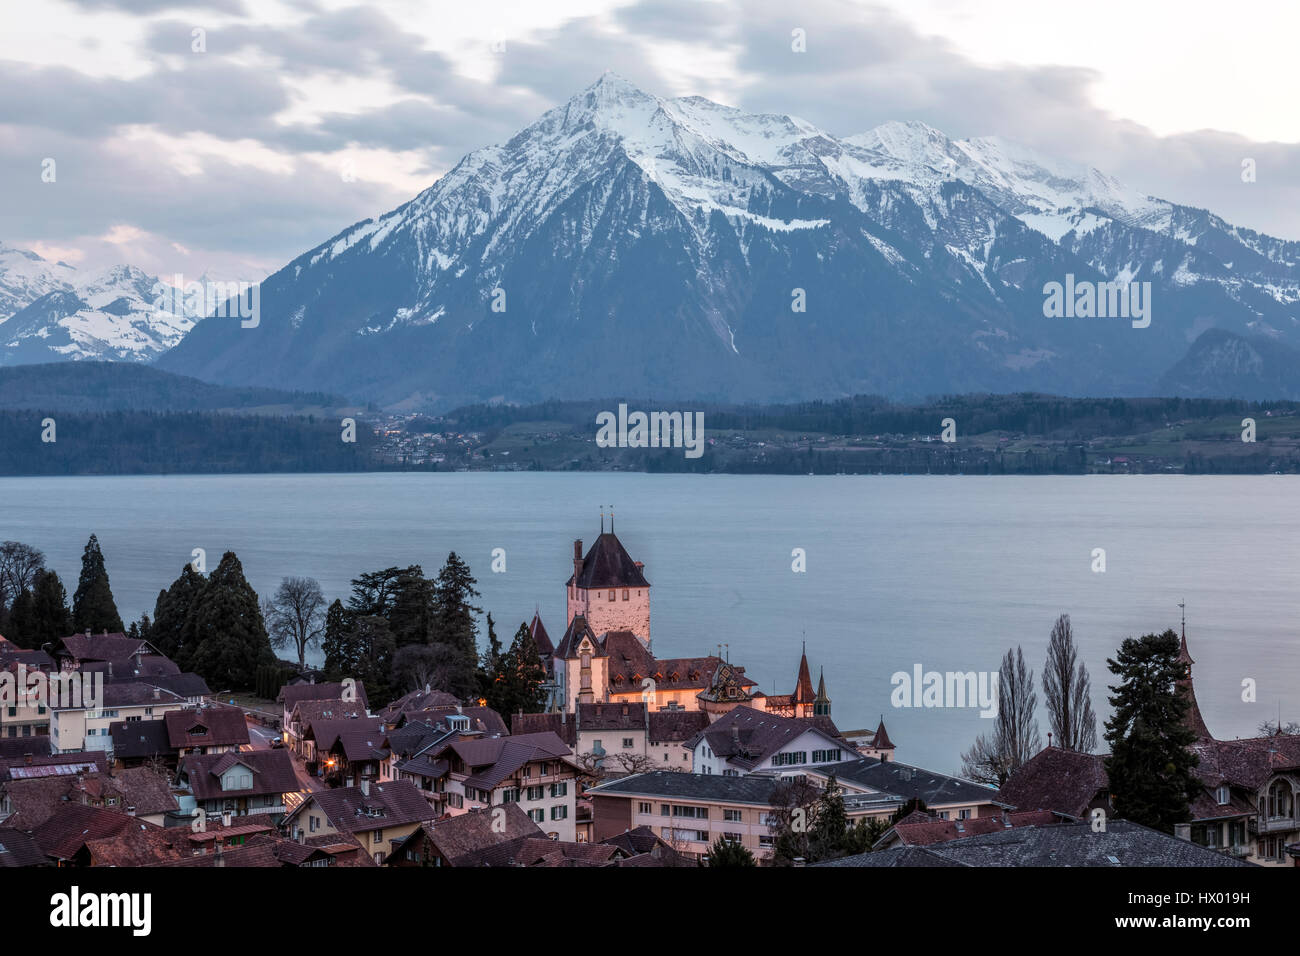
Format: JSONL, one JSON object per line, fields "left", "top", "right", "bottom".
{"left": 706, "top": 836, "right": 756, "bottom": 867}
{"left": 1104, "top": 630, "right": 1201, "bottom": 833}
{"left": 430, "top": 552, "right": 481, "bottom": 697}
{"left": 494, "top": 621, "right": 547, "bottom": 716}
{"left": 478, "top": 613, "right": 504, "bottom": 705}
{"left": 387, "top": 569, "right": 435, "bottom": 648}
{"left": 152, "top": 565, "right": 205, "bottom": 663}
{"left": 321, "top": 600, "right": 359, "bottom": 681}
{"left": 184, "top": 551, "right": 276, "bottom": 691}
{"left": 27, "top": 570, "right": 72, "bottom": 647}
{"left": 5, "top": 587, "right": 35, "bottom": 648}
{"left": 72, "top": 534, "right": 124, "bottom": 634}
{"left": 809, "top": 775, "right": 849, "bottom": 861}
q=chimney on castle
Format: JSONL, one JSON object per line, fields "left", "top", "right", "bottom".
{"left": 573, "top": 540, "right": 584, "bottom": 581}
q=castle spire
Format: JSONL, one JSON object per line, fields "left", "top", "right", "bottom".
{"left": 813, "top": 667, "right": 831, "bottom": 716}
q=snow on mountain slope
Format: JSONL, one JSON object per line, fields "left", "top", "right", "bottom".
{"left": 0, "top": 261, "right": 202, "bottom": 364}
{"left": 141, "top": 74, "right": 1300, "bottom": 406}
{"left": 0, "top": 244, "right": 77, "bottom": 320}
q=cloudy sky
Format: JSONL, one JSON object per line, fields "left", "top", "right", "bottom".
{"left": 6, "top": 0, "right": 1299, "bottom": 281}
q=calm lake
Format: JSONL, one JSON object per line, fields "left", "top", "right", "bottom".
{"left": 3, "top": 472, "right": 1296, "bottom": 774}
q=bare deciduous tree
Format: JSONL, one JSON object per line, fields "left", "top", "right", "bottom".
{"left": 262, "top": 576, "right": 325, "bottom": 667}
{"left": 0, "top": 541, "right": 45, "bottom": 607}
{"left": 962, "top": 645, "right": 1041, "bottom": 786}
{"left": 1043, "top": 613, "right": 1098, "bottom": 752}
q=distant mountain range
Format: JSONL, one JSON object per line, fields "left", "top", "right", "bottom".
{"left": 0, "top": 248, "right": 205, "bottom": 364}
{"left": 7, "top": 74, "right": 1300, "bottom": 406}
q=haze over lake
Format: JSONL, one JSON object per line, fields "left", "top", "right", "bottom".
{"left": 4, "top": 473, "right": 1295, "bottom": 774}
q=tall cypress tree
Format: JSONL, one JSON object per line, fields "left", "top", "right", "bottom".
{"left": 184, "top": 551, "right": 276, "bottom": 691}
{"left": 321, "top": 599, "right": 358, "bottom": 682}
{"left": 152, "top": 564, "right": 205, "bottom": 663}
{"left": 431, "top": 552, "right": 481, "bottom": 697}
{"left": 1104, "top": 630, "right": 1201, "bottom": 833}
{"left": 72, "top": 534, "right": 124, "bottom": 634}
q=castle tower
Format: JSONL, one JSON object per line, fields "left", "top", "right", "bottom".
{"left": 565, "top": 519, "right": 651, "bottom": 646}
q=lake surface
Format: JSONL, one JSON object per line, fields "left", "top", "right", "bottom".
{"left": 3, "top": 473, "right": 1296, "bottom": 775}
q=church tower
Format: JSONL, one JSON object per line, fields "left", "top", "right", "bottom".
{"left": 1176, "top": 604, "right": 1213, "bottom": 741}
{"left": 813, "top": 668, "right": 832, "bottom": 717}
{"left": 565, "top": 514, "right": 651, "bottom": 646}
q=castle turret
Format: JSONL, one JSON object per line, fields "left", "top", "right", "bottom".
{"left": 813, "top": 667, "right": 831, "bottom": 717}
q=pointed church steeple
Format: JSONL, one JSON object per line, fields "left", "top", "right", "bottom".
{"left": 794, "top": 643, "right": 815, "bottom": 706}
{"left": 1175, "top": 604, "right": 1212, "bottom": 741}
{"left": 813, "top": 667, "right": 831, "bottom": 716}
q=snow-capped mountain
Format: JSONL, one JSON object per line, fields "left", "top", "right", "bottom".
{"left": 0, "top": 244, "right": 78, "bottom": 319}
{"left": 0, "top": 258, "right": 202, "bottom": 365}
{"left": 155, "top": 73, "right": 1300, "bottom": 406}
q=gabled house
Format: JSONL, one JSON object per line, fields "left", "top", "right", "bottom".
{"left": 284, "top": 779, "right": 436, "bottom": 864}
{"left": 163, "top": 705, "right": 250, "bottom": 757}
{"left": 276, "top": 681, "right": 369, "bottom": 752}
{"left": 303, "top": 716, "right": 387, "bottom": 786}
{"left": 177, "top": 749, "right": 298, "bottom": 824}
{"left": 685, "top": 706, "right": 850, "bottom": 777}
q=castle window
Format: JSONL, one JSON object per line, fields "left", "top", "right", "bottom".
{"left": 608, "top": 590, "right": 615, "bottom": 602}
{"left": 622, "top": 589, "right": 629, "bottom": 601}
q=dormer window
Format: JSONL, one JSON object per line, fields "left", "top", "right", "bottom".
{"left": 1216, "top": 785, "right": 1230, "bottom": 805}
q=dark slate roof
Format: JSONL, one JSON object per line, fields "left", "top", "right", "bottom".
{"left": 599, "top": 825, "right": 671, "bottom": 856}
{"left": 164, "top": 706, "right": 250, "bottom": 749}
{"left": 883, "top": 809, "right": 1060, "bottom": 847}
{"left": 404, "top": 705, "right": 509, "bottom": 737}
{"left": 182, "top": 748, "right": 299, "bottom": 802}
{"left": 0, "top": 649, "right": 53, "bottom": 670}
{"left": 277, "top": 681, "right": 369, "bottom": 711}
{"left": 648, "top": 710, "right": 709, "bottom": 743}
{"left": 811, "top": 757, "right": 1004, "bottom": 808}
{"left": 997, "top": 747, "right": 1110, "bottom": 819}
{"left": 587, "top": 771, "right": 785, "bottom": 806}
{"left": 0, "top": 828, "right": 49, "bottom": 867}
{"left": 56, "top": 633, "right": 155, "bottom": 663}
{"left": 88, "top": 654, "right": 180, "bottom": 680}
{"left": 377, "top": 687, "right": 459, "bottom": 725}
{"left": 450, "top": 733, "right": 573, "bottom": 791}
{"left": 140, "top": 673, "right": 212, "bottom": 699}
{"left": 817, "top": 821, "right": 1255, "bottom": 867}
{"left": 290, "top": 700, "right": 368, "bottom": 729}
{"left": 511, "top": 712, "right": 577, "bottom": 747}
{"left": 578, "top": 701, "right": 646, "bottom": 730}
{"left": 109, "top": 719, "right": 171, "bottom": 761}
{"left": 98, "top": 681, "right": 188, "bottom": 708}
{"left": 817, "top": 845, "right": 965, "bottom": 868}
{"left": 0, "top": 736, "right": 52, "bottom": 761}
{"left": 304, "top": 716, "right": 386, "bottom": 752}
{"left": 565, "top": 533, "right": 650, "bottom": 589}
{"left": 295, "top": 780, "right": 435, "bottom": 835}
{"left": 394, "top": 804, "right": 543, "bottom": 866}
{"left": 683, "top": 707, "right": 846, "bottom": 771}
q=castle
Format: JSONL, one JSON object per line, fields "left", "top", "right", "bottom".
{"left": 532, "top": 517, "right": 892, "bottom": 756}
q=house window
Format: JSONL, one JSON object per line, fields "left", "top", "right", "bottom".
{"left": 501, "top": 788, "right": 520, "bottom": 803}
{"left": 527, "top": 786, "right": 544, "bottom": 801}
{"left": 551, "top": 805, "right": 568, "bottom": 820}
{"left": 529, "top": 809, "right": 545, "bottom": 823}
{"left": 608, "top": 590, "right": 615, "bottom": 602}
{"left": 958, "top": 808, "right": 972, "bottom": 820}
{"left": 550, "top": 782, "right": 567, "bottom": 798}
{"left": 661, "top": 804, "right": 670, "bottom": 816}
{"left": 622, "top": 738, "right": 634, "bottom": 749}
{"left": 758, "top": 835, "right": 775, "bottom": 848}
{"left": 722, "top": 832, "right": 743, "bottom": 843}
{"left": 723, "top": 809, "right": 742, "bottom": 822}
{"left": 622, "top": 589, "right": 629, "bottom": 601}
{"left": 1216, "top": 785, "right": 1230, "bottom": 805}
{"left": 638, "top": 802, "right": 652, "bottom": 814}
